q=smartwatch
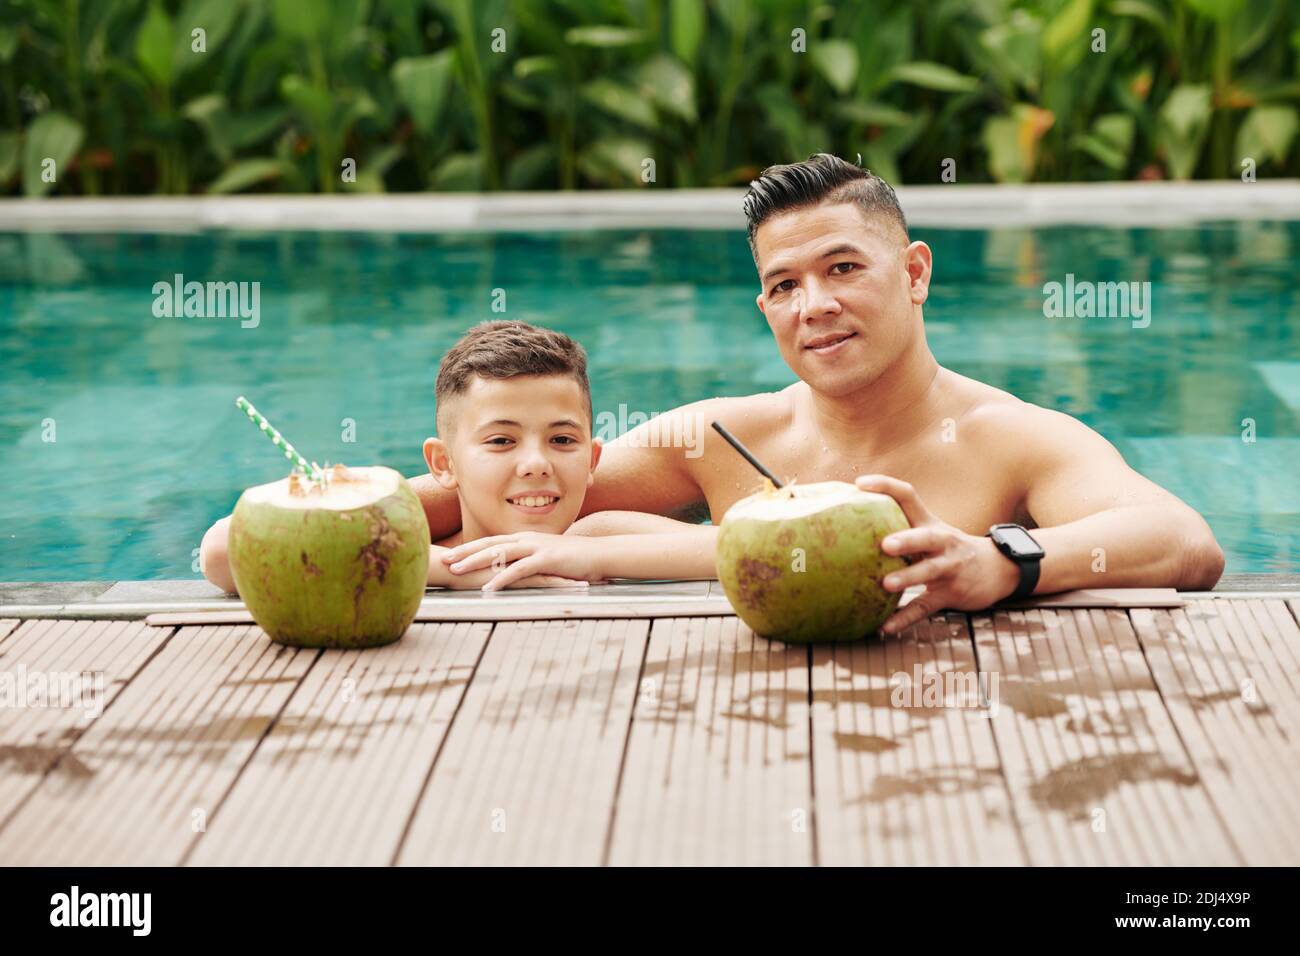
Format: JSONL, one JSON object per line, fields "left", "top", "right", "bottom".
{"left": 986, "top": 524, "right": 1045, "bottom": 602}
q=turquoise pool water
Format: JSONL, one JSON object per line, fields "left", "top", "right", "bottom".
{"left": 2, "top": 222, "right": 1297, "bottom": 580}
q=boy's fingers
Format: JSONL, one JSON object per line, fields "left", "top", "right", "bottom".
{"left": 450, "top": 542, "right": 529, "bottom": 574}
{"left": 482, "top": 557, "right": 543, "bottom": 592}
{"left": 441, "top": 535, "right": 516, "bottom": 563}
{"left": 525, "top": 575, "right": 590, "bottom": 589}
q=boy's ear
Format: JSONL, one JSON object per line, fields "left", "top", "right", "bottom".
{"left": 587, "top": 435, "right": 603, "bottom": 487}
{"left": 423, "top": 437, "right": 458, "bottom": 491}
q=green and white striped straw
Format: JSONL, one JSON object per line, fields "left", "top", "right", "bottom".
{"left": 235, "top": 396, "right": 323, "bottom": 482}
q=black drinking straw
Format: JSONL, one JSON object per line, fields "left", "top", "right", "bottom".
{"left": 711, "top": 421, "right": 784, "bottom": 489}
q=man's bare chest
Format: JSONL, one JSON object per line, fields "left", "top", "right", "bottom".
{"left": 698, "top": 436, "right": 1019, "bottom": 533}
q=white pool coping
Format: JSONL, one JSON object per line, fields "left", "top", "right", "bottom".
{"left": 2, "top": 181, "right": 1297, "bottom": 232}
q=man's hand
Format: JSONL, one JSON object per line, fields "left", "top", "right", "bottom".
{"left": 855, "top": 475, "right": 1020, "bottom": 635}
{"left": 440, "top": 533, "right": 607, "bottom": 591}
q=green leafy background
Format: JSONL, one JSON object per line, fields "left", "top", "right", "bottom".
{"left": 3, "top": 0, "right": 1298, "bottom": 195}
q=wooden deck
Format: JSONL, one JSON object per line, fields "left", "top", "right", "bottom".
{"left": 1, "top": 593, "right": 1298, "bottom": 866}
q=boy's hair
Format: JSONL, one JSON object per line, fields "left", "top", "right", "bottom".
{"left": 435, "top": 320, "right": 592, "bottom": 435}
{"left": 742, "top": 153, "right": 909, "bottom": 262}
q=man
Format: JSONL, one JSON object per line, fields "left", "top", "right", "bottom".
{"left": 412, "top": 153, "right": 1224, "bottom": 634}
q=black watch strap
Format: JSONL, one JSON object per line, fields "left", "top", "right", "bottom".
{"left": 986, "top": 524, "right": 1044, "bottom": 603}
{"left": 1009, "top": 556, "right": 1040, "bottom": 602}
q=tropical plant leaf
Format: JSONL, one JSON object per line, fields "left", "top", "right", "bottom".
{"left": 979, "top": 15, "right": 1042, "bottom": 93}
{"left": 1235, "top": 105, "right": 1298, "bottom": 166}
{"left": 890, "top": 61, "right": 979, "bottom": 93}
{"left": 1185, "top": 0, "right": 1246, "bottom": 22}
{"left": 833, "top": 101, "right": 913, "bottom": 127}
{"left": 135, "top": 3, "right": 175, "bottom": 87}
{"left": 206, "top": 158, "right": 287, "bottom": 193}
{"left": 670, "top": 0, "right": 706, "bottom": 65}
{"left": 578, "top": 137, "right": 654, "bottom": 185}
{"left": 392, "top": 52, "right": 455, "bottom": 137}
{"left": 1042, "top": 0, "right": 1093, "bottom": 69}
{"left": 433, "top": 151, "right": 483, "bottom": 190}
{"left": 0, "top": 131, "right": 20, "bottom": 182}
{"left": 505, "top": 143, "right": 557, "bottom": 189}
{"left": 22, "top": 112, "right": 84, "bottom": 196}
{"left": 565, "top": 26, "right": 644, "bottom": 47}
{"left": 983, "top": 104, "right": 1054, "bottom": 182}
{"left": 811, "top": 40, "right": 859, "bottom": 95}
{"left": 0, "top": 24, "right": 18, "bottom": 62}
{"left": 174, "top": 0, "right": 242, "bottom": 75}
{"left": 1073, "top": 113, "right": 1135, "bottom": 170}
{"left": 636, "top": 54, "right": 697, "bottom": 124}
{"left": 1157, "top": 84, "right": 1212, "bottom": 179}
{"left": 581, "top": 79, "right": 659, "bottom": 129}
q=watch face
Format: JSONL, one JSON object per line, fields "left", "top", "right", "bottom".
{"left": 993, "top": 525, "right": 1045, "bottom": 559}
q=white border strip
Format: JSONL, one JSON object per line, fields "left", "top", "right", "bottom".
{"left": 1, "top": 181, "right": 1297, "bottom": 232}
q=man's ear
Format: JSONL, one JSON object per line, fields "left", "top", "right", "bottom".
{"left": 756, "top": 291, "right": 776, "bottom": 334}
{"left": 587, "top": 436, "right": 603, "bottom": 487}
{"left": 903, "top": 240, "right": 932, "bottom": 305}
{"left": 423, "top": 436, "right": 458, "bottom": 491}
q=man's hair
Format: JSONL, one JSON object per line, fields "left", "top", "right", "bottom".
{"left": 742, "top": 153, "right": 908, "bottom": 261}
{"left": 435, "top": 320, "right": 592, "bottom": 435}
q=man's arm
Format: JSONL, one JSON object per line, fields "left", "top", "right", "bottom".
{"left": 1016, "top": 407, "right": 1224, "bottom": 591}
{"left": 862, "top": 403, "right": 1224, "bottom": 634}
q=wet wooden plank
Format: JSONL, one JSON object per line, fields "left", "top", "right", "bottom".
{"left": 971, "top": 608, "right": 1238, "bottom": 865}
{"left": 396, "top": 618, "right": 648, "bottom": 865}
{"left": 186, "top": 623, "right": 490, "bottom": 866}
{"left": 811, "top": 613, "right": 1024, "bottom": 866}
{"left": 606, "top": 616, "right": 812, "bottom": 866}
{"left": 146, "top": 599, "right": 734, "bottom": 628}
{"left": 1130, "top": 599, "right": 1300, "bottom": 865}
{"left": 0, "top": 619, "right": 173, "bottom": 832}
{"left": 0, "top": 625, "right": 315, "bottom": 865}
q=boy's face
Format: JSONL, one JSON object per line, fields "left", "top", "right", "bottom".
{"left": 425, "top": 374, "right": 600, "bottom": 540}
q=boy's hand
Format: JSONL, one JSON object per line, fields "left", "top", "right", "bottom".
{"left": 441, "top": 533, "right": 605, "bottom": 591}
{"left": 437, "top": 563, "right": 589, "bottom": 591}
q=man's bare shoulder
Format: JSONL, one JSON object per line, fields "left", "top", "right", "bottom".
{"left": 954, "top": 375, "right": 1117, "bottom": 461}
{"left": 706, "top": 387, "right": 797, "bottom": 433}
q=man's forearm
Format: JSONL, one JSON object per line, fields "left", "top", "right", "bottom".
{"left": 1030, "top": 503, "right": 1224, "bottom": 594}
{"left": 590, "top": 527, "right": 719, "bottom": 580}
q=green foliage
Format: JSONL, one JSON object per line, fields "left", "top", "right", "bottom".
{"left": 2, "top": 0, "right": 1297, "bottom": 195}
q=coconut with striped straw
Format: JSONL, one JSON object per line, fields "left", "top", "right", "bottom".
{"left": 235, "top": 396, "right": 327, "bottom": 488}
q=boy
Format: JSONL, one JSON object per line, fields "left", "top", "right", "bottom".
{"left": 200, "top": 321, "right": 718, "bottom": 593}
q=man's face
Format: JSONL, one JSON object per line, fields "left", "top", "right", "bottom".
{"left": 427, "top": 375, "right": 599, "bottom": 538}
{"left": 753, "top": 202, "right": 931, "bottom": 398}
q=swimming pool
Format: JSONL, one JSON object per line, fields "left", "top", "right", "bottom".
{"left": 2, "top": 222, "right": 1297, "bottom": 580}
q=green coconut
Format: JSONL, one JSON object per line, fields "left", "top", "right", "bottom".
{"left": 716, "top": 480, "right": 910, "bottom": 644}
{"left": 228, "top": 465, "right": 430, "bottom": 648}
